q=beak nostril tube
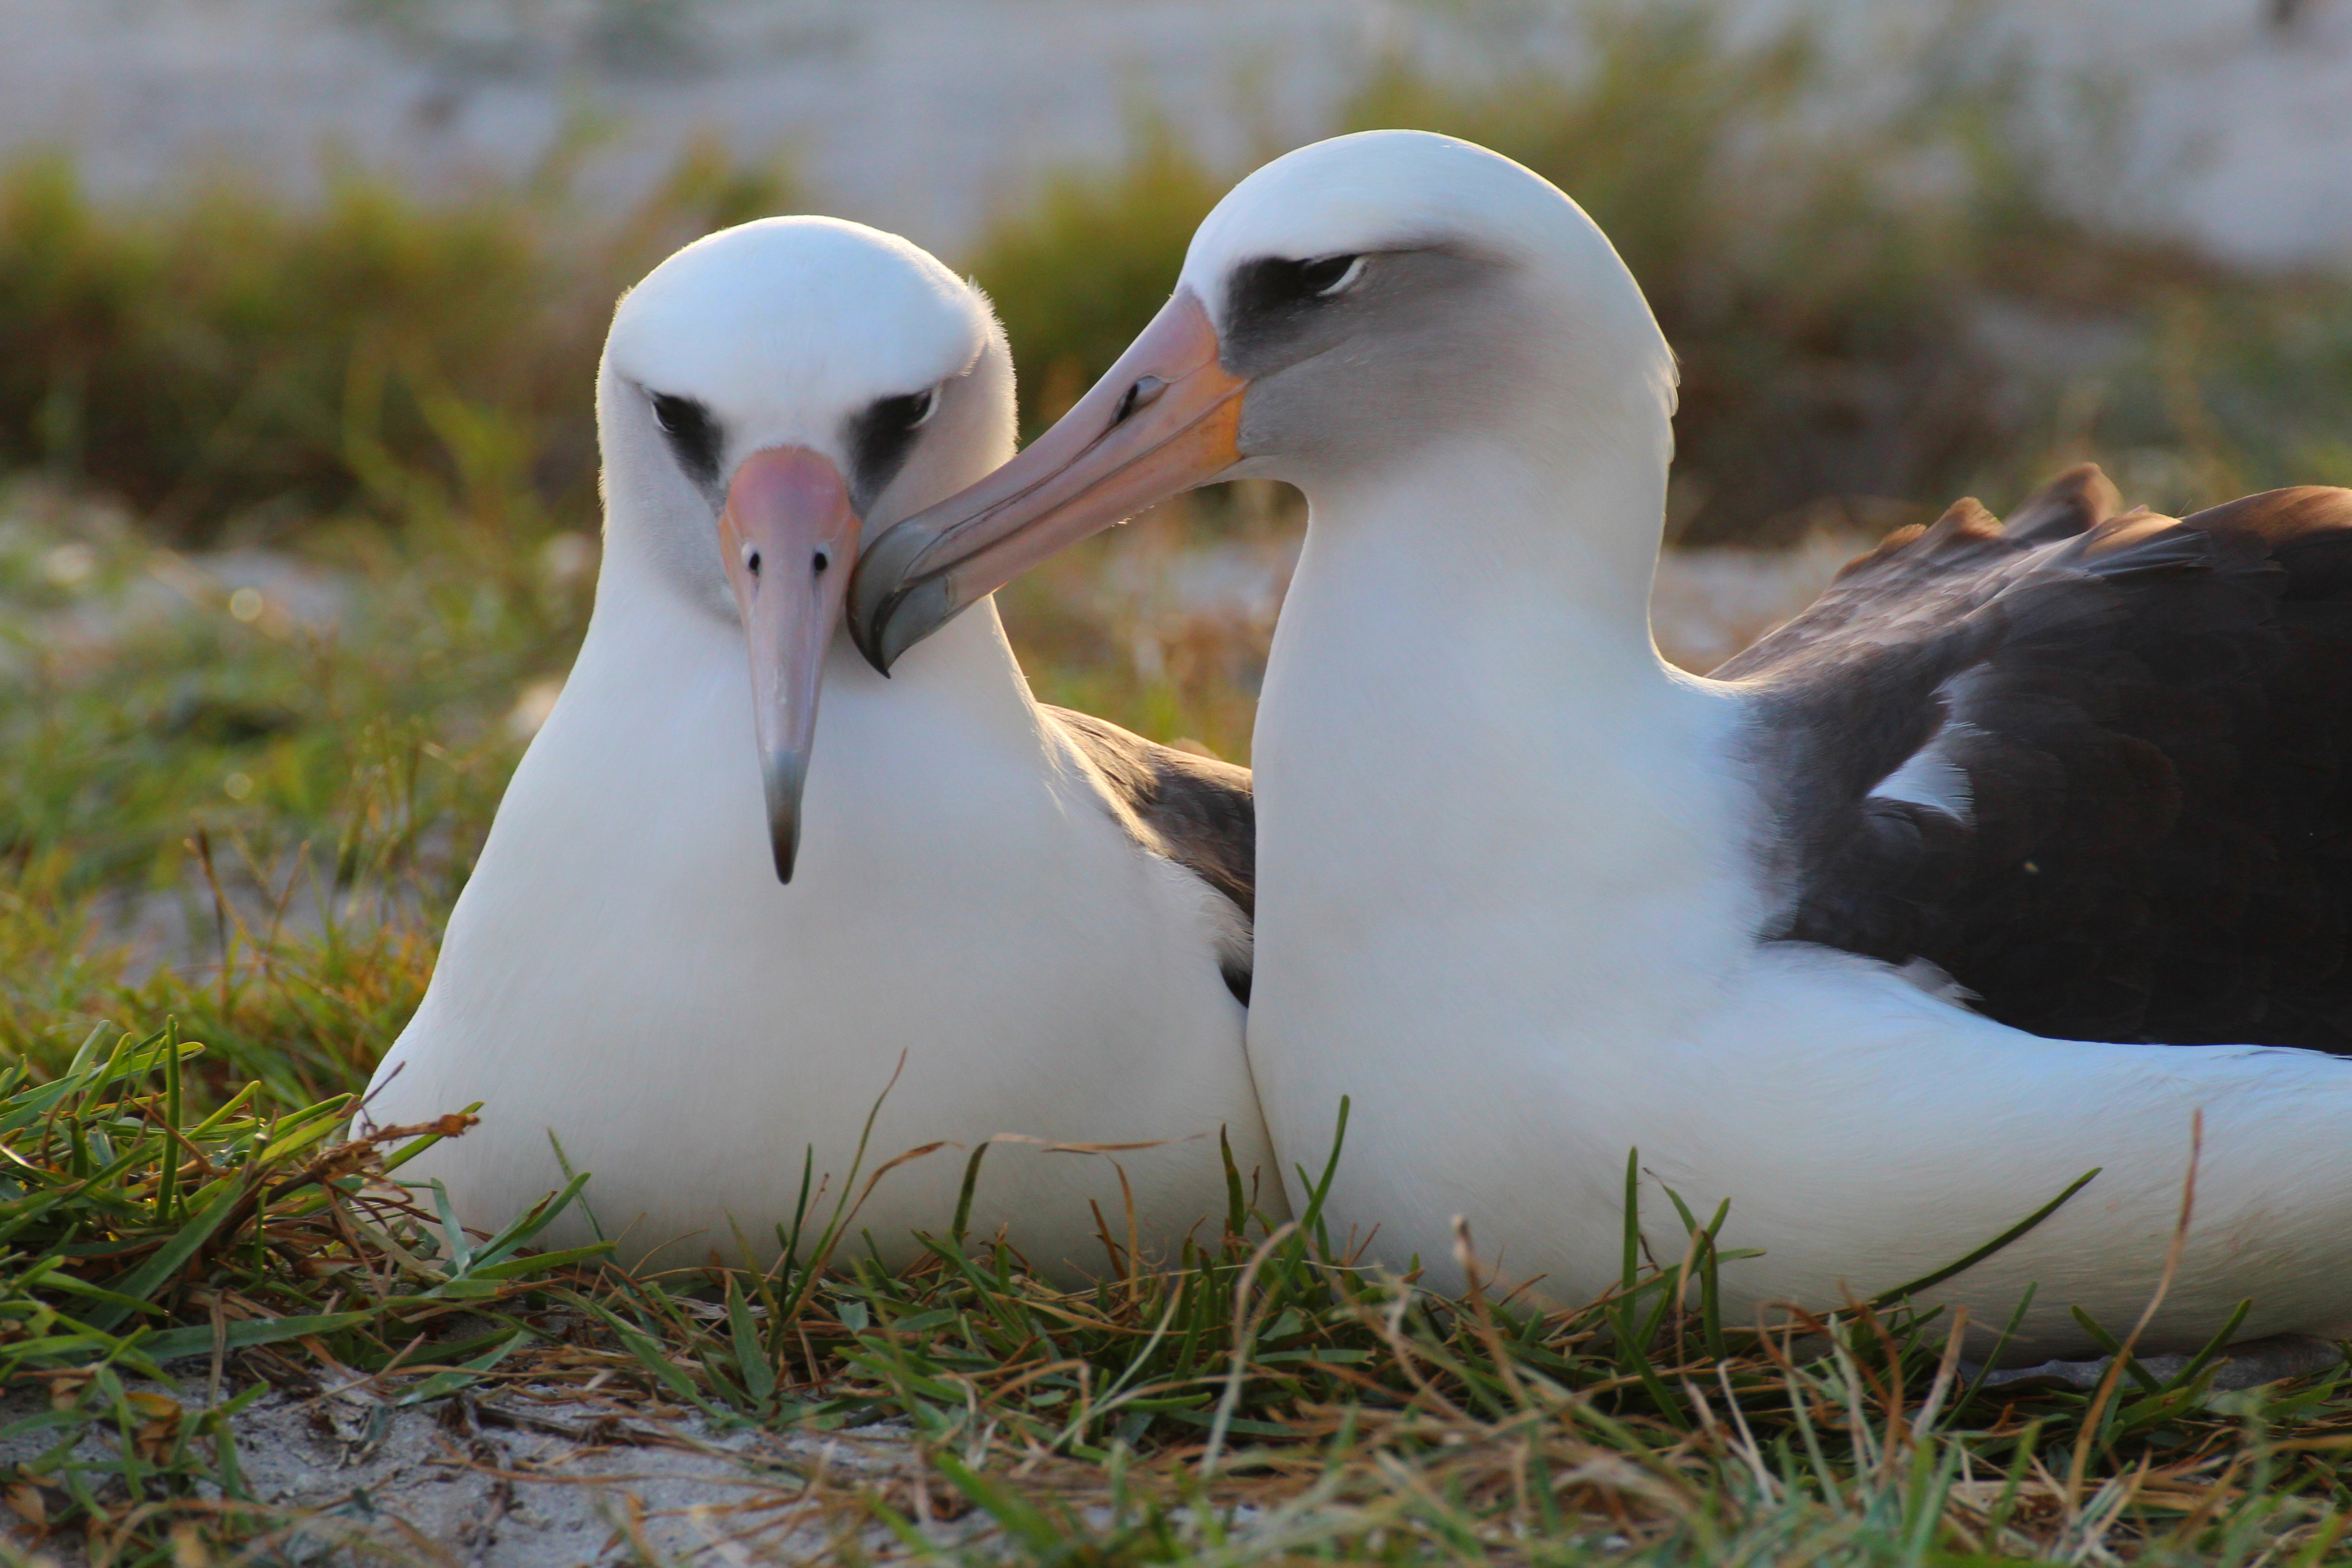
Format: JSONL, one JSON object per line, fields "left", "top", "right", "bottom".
{"left": 1113, "top": 376, "right": 1168, "bottom": 426}
{"left": 745, "top": 546, "right": 762, "bottom": 577}
{"left": 812, "top": 550, "right": 829, "bottom": 574}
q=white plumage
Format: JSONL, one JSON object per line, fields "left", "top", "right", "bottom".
{"left": 1211, "top": 141, "right": 2352, "bottom": 1359}
{"left": 854, "top": 132, "right": 2352, "bottom": 1362}
{"left": 365, "top": 218, "right": 1281, "bottom": 1274}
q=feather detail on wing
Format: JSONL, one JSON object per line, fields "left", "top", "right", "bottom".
{"left": 1720, "top": 465, "right": 2352, "bottom": 1050}
{"left": 1043, "top": 706, "right": 1256, "bottom": 1003}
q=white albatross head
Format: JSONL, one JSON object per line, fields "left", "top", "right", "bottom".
{"left": 598, "top": 216, "right": 1015, "bottom": 879}
{"left": 849, "top": 129, "right": 1676, "bottom": 671}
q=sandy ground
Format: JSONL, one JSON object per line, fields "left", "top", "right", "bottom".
{"left": 0, "top": 1336, "right": 2335, "bottom": 1565}
{"left": 0, "top": 1371, "right": 917, "bottom": 1564}
{"left": 0, "top": 0, "right": 2347, "bottom": 267}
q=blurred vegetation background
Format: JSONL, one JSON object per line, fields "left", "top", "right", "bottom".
{"left": 10, "top": 6, "right": 2350, "bottom": 555}
{"left": 6, "top": 1, "right": 2352, "bottom": 1090}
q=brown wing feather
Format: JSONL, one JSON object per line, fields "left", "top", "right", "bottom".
{"left": 1725, "top": 465, "right": 2352, "bottom": 1050}
{"left": 1042, "top": 706, "right": 1255, "bottom": 1001}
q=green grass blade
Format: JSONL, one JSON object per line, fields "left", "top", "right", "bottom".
{"left": 1867, "top": 1168, "right": 2099, "bottom": 1309}
{"left": 83, "top": 1184, "right": 244, "bottom": 1333}
{"left": 137, "top": 1311, "right": 379, "bottom": 1363}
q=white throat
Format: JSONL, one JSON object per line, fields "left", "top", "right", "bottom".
{"left": 1255, "top": 428, "right": 1750, "bottom": 936}
{"left": 1245, "top": 428, "right": 1762, "bottom": 1201}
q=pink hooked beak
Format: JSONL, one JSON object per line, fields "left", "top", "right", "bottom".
{"left": 719, "top": 446, "right": 861, "bottom": 882}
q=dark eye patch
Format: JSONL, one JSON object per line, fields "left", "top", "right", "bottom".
{"left": 844, "top": 387, "right": 937, "bottom": 511}
{"left": 649, "top": 392, "right": 722, "bottom": 488}
{"left": 1218, "top": 253, "right": 1384, "bottom": 376}
{"left": 1226, "top": 254, "right": 1361, "bottom": 323}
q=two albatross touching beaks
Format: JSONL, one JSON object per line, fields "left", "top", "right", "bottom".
{"left": 851, "top": 128, "right": 2352, "bottom": 1363}
{"left": 364, "top": 217, "right": 1284, "bottom": 1273}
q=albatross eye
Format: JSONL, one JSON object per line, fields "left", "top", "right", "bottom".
{"left": 1226, "top": 254, "right": 1372, "bottom": 326}
{"left": 1298, "top": 254, "right": 1365, "bottom": 296}
{"left": 647, "top": 391, "right": 722, "bottom": 487}
{"left": 872, "top": 387, "right": 940, "bottom": 431}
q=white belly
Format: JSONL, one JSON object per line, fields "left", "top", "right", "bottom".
{"left": 1251, "top": 923, "right": 2352, "bottom": 1361}
{"left": 364, "top": 622, "right": 1279, "bottom": 1275}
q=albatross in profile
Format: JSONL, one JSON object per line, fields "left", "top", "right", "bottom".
{"left": 365, "top": 217, "right": 1280, "bottom": 1272}
{"left": 851, "top": 130, "right": 2352, "bottom": 1359}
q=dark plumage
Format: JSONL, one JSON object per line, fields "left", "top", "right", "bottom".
{"left": 1046, "top": 707, "right": 1255, "bottom": 1003}
{"left": 1724, "top": 465, "right": 2352, "bottom": 1049}
{"left": 649, "top": 392, "right": 722, "bottom": 488}
{"left": 844, "top": 388, "right": 936, "bottom": 512}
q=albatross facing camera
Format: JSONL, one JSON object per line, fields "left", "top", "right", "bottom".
{"left": 363, "top": 218, "right": 1282, "bottom": 1273}
{"left": 853, "top": 130, "right": 2352, "bottom": 1363}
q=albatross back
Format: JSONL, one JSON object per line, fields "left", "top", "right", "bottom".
{"left": 1723, "top": 466, "right": 2352, "bottom": 1049}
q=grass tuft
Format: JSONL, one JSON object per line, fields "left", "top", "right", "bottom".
{"left": 0, "top": 1022, "right": 602, "bottom": 1556}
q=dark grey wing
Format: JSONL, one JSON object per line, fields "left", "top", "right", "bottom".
{"left": 1720, "top": 465, "right": 2352, "bottom": 1050}
{"left": 1043, "top": 706, "right": 1255, "bottom": 1003}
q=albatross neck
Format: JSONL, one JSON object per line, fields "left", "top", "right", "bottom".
{"left": 1264, "top": 427, "right": 1704, "bottom": 752}
{"left": 1305, "top": 430, "right": 1671, "bottom": 658}
{"left": 1253, "top": 429, "right": 1751, "bottom": 956}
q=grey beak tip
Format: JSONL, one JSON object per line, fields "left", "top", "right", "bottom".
{"left": 875, "top": 606, "right": 923, "bottom": 676}
{"left": 867, "top": 577, "right": 958, "bottom": 675}
{"left": 763, "top": 755, "right": 808, "bottom": 885}
{"left": 848, "top": 595, "right": 898, "bottom": 677}
{"left": 848, "top": 519, "right": 972, "bottom": 674}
